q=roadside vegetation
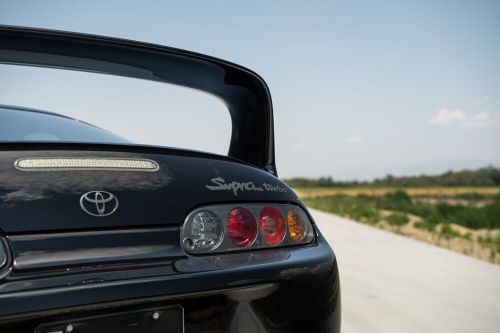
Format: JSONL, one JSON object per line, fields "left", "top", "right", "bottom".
{"left": 286, "top": 166, "right": 500, "bottom": 188}
{"left": 285, "top": 167, "right": 500, "bottom": 265}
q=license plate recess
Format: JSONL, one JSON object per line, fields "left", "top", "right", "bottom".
{"left": 36, "top": 305, "right": 183, "bottom": 333}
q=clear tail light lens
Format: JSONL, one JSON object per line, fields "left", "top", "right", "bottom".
{"left": 182, "top": 210, "right": 223, "bottom": 252}
{"left": 227, "top": 208, "right": 257, "bottom": 248}
{"left": 259, "top": 207, "right": 286, "bottom": 245}
{"left": 181, "top": 204, "right": 314, "bottom": 254}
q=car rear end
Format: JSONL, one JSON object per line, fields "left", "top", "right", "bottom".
{"left": 0, "top": 26, "right": 340, "bottom": 332}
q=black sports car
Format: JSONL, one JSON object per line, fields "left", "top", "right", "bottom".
{"left": 0, "top": 26, "right": 340, "bottom": 333}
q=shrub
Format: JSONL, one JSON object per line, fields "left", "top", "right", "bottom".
{"left": 304, "top": 195, "right": 380, "bottom": 224}
{"left": 305, "top": 194, "right": 500, "bottom": 231}
{"left": 439, "top": 224, "right": 461, "bottom": 239}
{"left": 376, "top": 190, "right": 412, "bottom": 211}
{"left": 415, "top": 220, "right": 436, "bottom": 231}
{"left": 386, "top": 212, "right": 409, "bottom": 226}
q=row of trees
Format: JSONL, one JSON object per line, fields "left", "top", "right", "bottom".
{"left": 284, "top": 166, "right": 500, "bottom": 187}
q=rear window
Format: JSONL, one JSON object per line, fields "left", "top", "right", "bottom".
{"left": 0, "top": 64, "right": 231, "bottom": 155}
{"left": 0, "top": 106, "right": 129, "bottom": 143}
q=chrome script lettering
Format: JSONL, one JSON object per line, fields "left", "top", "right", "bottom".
{"left": 206, "top": 177, "right": 263, "bottom": 196}
{"left": 206, "top": 177, "right": 286, "bottom": 196}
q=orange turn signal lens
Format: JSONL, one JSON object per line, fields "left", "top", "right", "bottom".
{"left": 182, "top": 204, "right": 314, "bottom": 254}
{"left": 287, "top": 207, "right": 307, "bottom": 242}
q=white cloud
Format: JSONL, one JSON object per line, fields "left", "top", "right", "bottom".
{"left": 473, "top": 111, "right": 489, "bottom": 120}
{"left": 461, "top": 111, "right": 500, "bottom": 129}
{"left": 429, "top": 108, "right": 500, "bottom": 130}
{"left": 429, "top": 108, "right": 466, "bottom": 125}
{"left": 346, "top": 135, "right": 363, "bottom": 144}
{"left": 465, "top": 111, "right": 490, "bottom": 128}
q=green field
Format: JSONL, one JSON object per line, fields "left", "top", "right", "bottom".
{"left": 294, "top": 186, "right": 500, "bottom": 198}
{"left": 303, "top": 190, "right": 500, "bottom": 229}
{"left": 301, "top": 189, "right": 500, "bottom": 264}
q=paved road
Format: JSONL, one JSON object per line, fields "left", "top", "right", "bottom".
{"left": 310, "top": 209, "right": 500, "bottom": 333}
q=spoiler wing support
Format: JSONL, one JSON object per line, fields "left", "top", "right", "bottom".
{"left": 0, "top": 26, "right": 277, "bottom": 175}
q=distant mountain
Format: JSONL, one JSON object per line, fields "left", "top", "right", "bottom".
{"left": 283, "top": 166, "right": 500, "bottom": 187}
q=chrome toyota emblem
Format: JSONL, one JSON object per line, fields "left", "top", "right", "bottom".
{"left": 80, "top": 191, "right": 119, "bottom": 217}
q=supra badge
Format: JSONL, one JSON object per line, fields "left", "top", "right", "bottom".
{"left": 80, "top": 191, "right": 119, "bottom": 217}
{"left": 206, "top": 177, "right": 287, "bottom": 196}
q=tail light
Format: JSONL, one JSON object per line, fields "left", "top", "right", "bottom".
{"left": 181, "top": 204, "right": 314, "bottom": 254}
{"left": 259, "top": 207, "right": 286, "bottom": 246}
{"left": 227, "top": 208, "right": 258, "bottom": 248}
{"left": 182, "top": 210, "right": 224, "bottom": 252}
{"left": 287, "top": 207, "right": 308, "bottom": 242}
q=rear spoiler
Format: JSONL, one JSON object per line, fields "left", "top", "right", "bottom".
{"left": 0, "top": 26, "right": 277, "bottom": 175}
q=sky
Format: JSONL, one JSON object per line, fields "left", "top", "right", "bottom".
{"left": 0, "top": 0, "right": 499, "bottom": 180}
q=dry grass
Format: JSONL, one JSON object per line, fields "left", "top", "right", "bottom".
{"left": 295, "top": 186, "right": 500, "bottom": 199}
{"left": 299, "top": 187, "right": 500, "bottom": 265}
{"left": 377, "top": 211, "right": 500, "bottom": 265}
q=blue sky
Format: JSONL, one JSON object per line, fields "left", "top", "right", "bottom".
{"left": 1, "top": 0, "right": 499, "bottom": 179}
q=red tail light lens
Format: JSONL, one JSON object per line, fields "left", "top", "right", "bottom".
{"left": 181, "top": 204, "right": 314, "bottom": 254}
{"left": 259, "top": 207, "right": 286, "bottom": 245}
{"left": 227, "top": 208, "right": 257, "bottom": 248}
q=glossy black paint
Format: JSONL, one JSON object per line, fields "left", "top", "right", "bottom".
{"left": 9, "top": 228, "right": 183, "bottom": 271}
{"left": 0, "top": 26, "right": 340, "bottom": 332}
{"left": 36, "top": 306, "right": 184, "bottom": 333}
{"left": 0, "top": 146, "right": 340, "bottom": 332}
{"left": 0, "top": 146, "right": 297, "bottom": 233}
{"left": 0, "top": 25, "right": 276, "bottom": 175}
{"left": 0, "top": 228, "right": 340, "bottom": 333}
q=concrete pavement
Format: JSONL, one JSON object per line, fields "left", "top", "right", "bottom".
{"left": 310, "top": 208, "right": 500, "bottom": 333}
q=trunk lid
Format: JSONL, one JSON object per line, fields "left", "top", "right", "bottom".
{"left": 0, "top": 146, "right": 295, "bottom": 233}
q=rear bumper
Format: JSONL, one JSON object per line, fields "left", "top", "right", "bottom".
{"left": 0, "top": 228, "right": 340, "bottom": 332}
